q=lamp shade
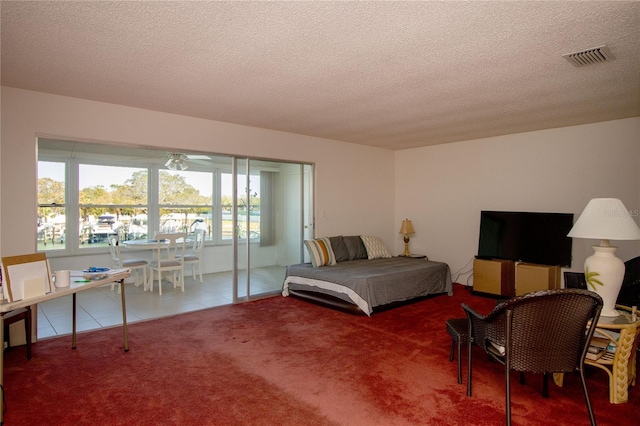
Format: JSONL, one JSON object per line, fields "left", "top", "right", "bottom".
{"left": 567, "top": 198, "right": 640, "bottom": 240}
{"left": 399, "top": 219, "right": 415, "bottom": 235}
{"left": 568, "top": 198, "right": 640, "bottom": 317}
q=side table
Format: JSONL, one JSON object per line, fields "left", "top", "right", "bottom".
{"left": 585, "top": 306, "right": 640, "bottom": 404}
{"left": 552, "top": 305, "right": 640, "bottom": 404}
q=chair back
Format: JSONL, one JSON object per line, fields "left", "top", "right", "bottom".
{"left": 153, "top": 233, "right": 186, "bottom": 266}
{"left": 107, "top": 235, "right": 122, "bottom": 268}
{"left": 465, "top": 289, "right": 603, "bottom": 374}
{"left": 190, "top": 229, "right": 206, "bottom": 256}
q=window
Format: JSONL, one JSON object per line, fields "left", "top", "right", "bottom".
{"left": 159, "top": 169, "right": 213, "bottom": 240}
{"left": 36, "top": 139, "right": 312, "bottom": 259}
{"left": 220, "top": 172, "right": 261, "bottom": 241}
{"left": 78, "top": 164, "right": 148, "bottom": 246}
{"left": 37, "top": 161, "right": 66, "bottom": 251}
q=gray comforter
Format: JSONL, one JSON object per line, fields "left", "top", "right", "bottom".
{"left": 282, "top": 257, "right": 452, "bottom": 315}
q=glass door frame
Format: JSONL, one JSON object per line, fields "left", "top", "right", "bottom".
{"left": 231, "top": 158, "right": 313, "bottom": 303}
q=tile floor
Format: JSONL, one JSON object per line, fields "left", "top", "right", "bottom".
{"left": 36, "top": 266, "right": 286, "bottom": 339}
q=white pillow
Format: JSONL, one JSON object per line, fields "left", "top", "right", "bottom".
{"left": 360, "top": 235, "right": 392, "bottom": 260}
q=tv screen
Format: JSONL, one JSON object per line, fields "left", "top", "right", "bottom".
{"left": 477, "top": 211, "right": 574, "bottom": 267}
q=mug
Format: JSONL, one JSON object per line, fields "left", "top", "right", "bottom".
{"left": 54, "top": 270, "right": 71, "bottom": 288}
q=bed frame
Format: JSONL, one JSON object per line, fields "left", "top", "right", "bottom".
{"left": 283, "top": 257, "right": 452, "bottom": 315}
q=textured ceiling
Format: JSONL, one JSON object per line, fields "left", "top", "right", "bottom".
{"left": 2, "top": 1, "right": 639, "bottom": 150}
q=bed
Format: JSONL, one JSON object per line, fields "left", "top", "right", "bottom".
{"left": 282, "top": 256, "right": 452, "bottom": 316}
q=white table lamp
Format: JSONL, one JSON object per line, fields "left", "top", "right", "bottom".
{"left": 567, "top": 198, "right": 640, "bottom": 317}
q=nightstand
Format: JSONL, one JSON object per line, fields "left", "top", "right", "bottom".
{"left": 398, "top": 254, "right": 427, "bottom": 259}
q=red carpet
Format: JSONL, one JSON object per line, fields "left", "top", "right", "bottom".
{"left": 3, "top": 284, "right": 638, "bottom": 425}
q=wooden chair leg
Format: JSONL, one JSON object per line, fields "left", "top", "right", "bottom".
{"left": 25, "top": 307, "right": 32, "bottom": 360}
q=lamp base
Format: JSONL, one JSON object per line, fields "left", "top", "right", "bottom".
{"left": 402, "top": 237, "right": 411, "bottom": 257}
{"left": 584, "top": 244, "right": 625, "bottom": 317}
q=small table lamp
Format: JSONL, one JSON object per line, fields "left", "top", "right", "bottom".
{"left": 567, "top": 198, "right": 640, "bottom": 317}
{"left": 399, "top": 219, "right": 415, "bottom": 257}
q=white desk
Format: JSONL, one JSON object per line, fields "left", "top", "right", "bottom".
{"left": 0, "top": 268, "right": 131, "bottom": 424}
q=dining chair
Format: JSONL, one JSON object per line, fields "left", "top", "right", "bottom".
{"left": 463, "top": 289, "right": 603, "bottom": 426}
{"left": 107, "top": 235, "right": 148, "bottom": 293}
{"left": 177, "top": 229, "right": 205, "bottom": 283}
{"left": 148, "top": 233, "right": 186, "bottom": 295}
{"left": 3, "top": 306, "right": 32, "bottom": 360}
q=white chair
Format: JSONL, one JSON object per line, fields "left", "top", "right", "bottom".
{"left": 177, "top": 229, "right": 205, "bottom": 282}
{"left": 147, "top": 233, "right": 186, "bottom": 295}
{"left": 107, "top": 235, "right": 148, "bottom": 293}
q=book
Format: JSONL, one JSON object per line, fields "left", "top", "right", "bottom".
{"left": 589, "top": 336, "right": 610, "bottom": 349}
{"left": 591, "top": 331, "right": 620, "bottom": 353}
{"left": 586, "top": 346, "right": 605, "bottom": 361}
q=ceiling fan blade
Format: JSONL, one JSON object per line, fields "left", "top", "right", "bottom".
{"left": 189, "top": 158, "right": 214, "bottom": 167}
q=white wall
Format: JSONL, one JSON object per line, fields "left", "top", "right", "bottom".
{"left": 3, "top": 87, "right": 639, "bottom": 281}
{"left": 1, "top": 87, "right": 395, "bottom": 271}
{"left": 395, "top": 118, "right": 640, "bottom": 285}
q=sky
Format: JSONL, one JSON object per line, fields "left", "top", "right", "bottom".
{"left": 38, "top": 161, "right": 258, "bottom": 198}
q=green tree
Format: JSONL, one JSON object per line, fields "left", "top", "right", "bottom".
{"left": 159, "top": 172, "right": 209, "bottom": 205}
{"left": 111, "top": 170, "right": 148, "bottom": 216}
{"left": 38, "top": 177, "right": 65, "bottom": 204}
{"left": 221, "top": 195, "right": 233, "bottom": 208}
{"left": 79, "top": 186, "right": 111, "bottom": 219}
{"left": 38, "top": 177, "right": 65, "bottom": 219}
{"left": 158, "top": 172, "right": 211, "bottom": 231}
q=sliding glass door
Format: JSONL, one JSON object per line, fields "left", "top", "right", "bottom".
{"left": 38, "top": 138, "right": 313, "bottom": 305}
{"left": 232, "top": 158, "right": 313, "bottom": 302}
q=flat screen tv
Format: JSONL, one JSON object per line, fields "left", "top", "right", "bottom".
{"left": 477, "top": 211, "right": 574, "bottom": 267}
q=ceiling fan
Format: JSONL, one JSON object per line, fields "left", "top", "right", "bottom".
{"left": 165, "top": 153, "right": 189, "bottom": 170}
{"left": 164, "top": 152, "right": 213, "bottom": 170}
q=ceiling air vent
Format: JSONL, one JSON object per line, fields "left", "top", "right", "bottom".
{"left": 562, "top": 45, "right": 612, "bottom": 66}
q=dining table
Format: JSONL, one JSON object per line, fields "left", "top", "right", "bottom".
{"left": 122, "top": 237, "right": 189, "bottom": 291}
{"left": 122, "top": 237, "right": 190, "bottom": 248}
{"left": 122, "top": 238, "right": 167, "bottom": 248}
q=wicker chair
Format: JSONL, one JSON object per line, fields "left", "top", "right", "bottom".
{"left": 462, "top": 289, "right": 603, "bottom": 426}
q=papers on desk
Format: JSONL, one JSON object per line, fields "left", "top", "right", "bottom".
{"left": 1, "top": 253, "right": 53, "bottom": 302}
{"left": 70, "top": 268, "right": 130, "bottom": 280}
